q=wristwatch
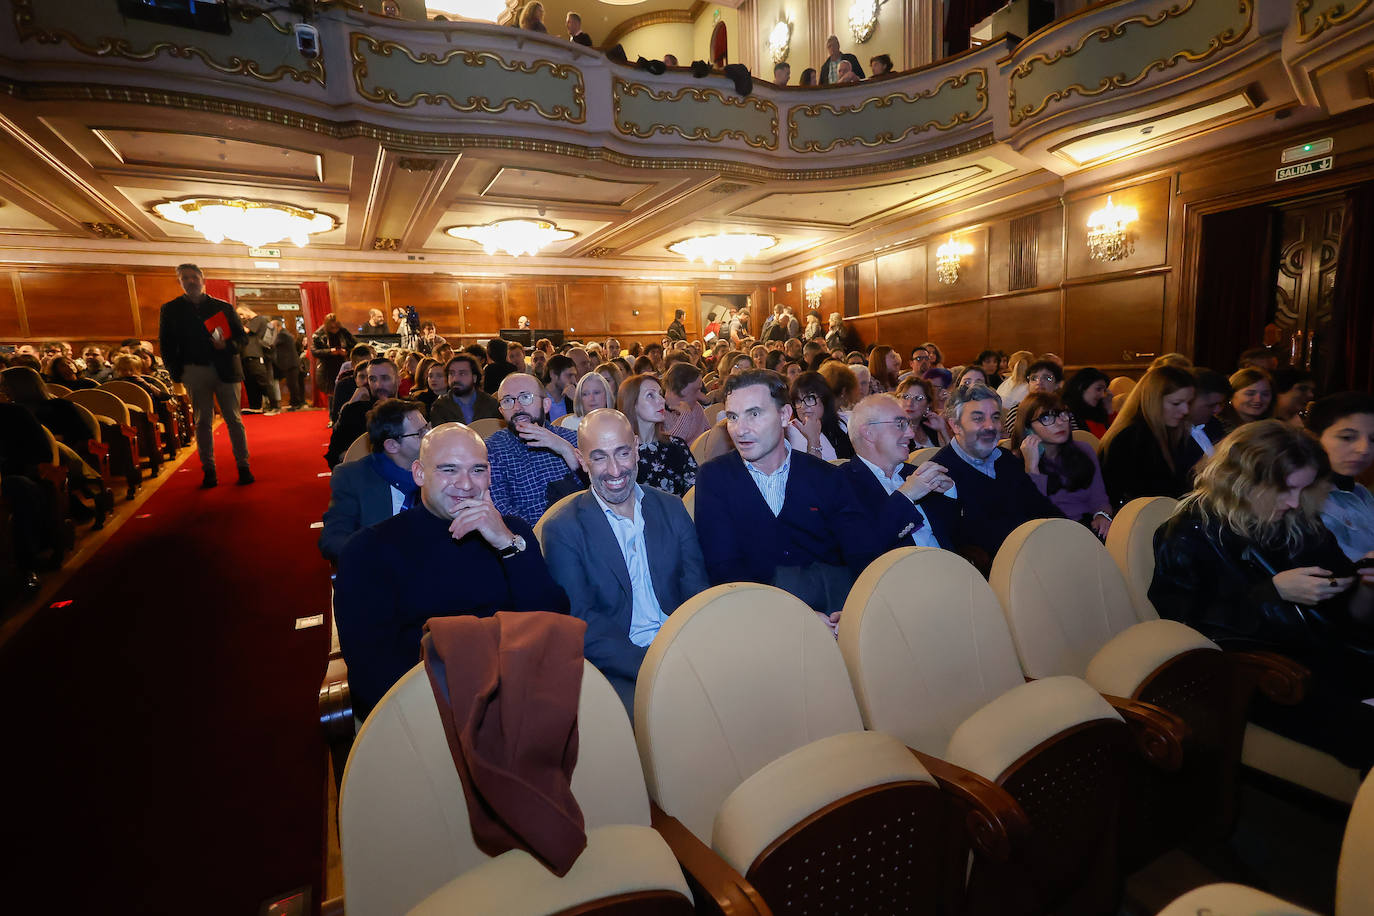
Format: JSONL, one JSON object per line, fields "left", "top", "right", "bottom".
{"left": 499, "top": 534, "right": 527, "bottom": 559}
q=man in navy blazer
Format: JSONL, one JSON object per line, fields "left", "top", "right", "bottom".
{"left": 318, "top": 398, "right": 427, "bottom": 563}
{"left": 932, "top": 384, "right": 1062, "bottom": 571}
{"left": 694, "top": 369, "right": 887, "bottom": 624}
{"left": 840, "top": 394, "right": 958, "bottom": 551}
{"left": 540, "top": 410, "right": 709, "bottom": 714}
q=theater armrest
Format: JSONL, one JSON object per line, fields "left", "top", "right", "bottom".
{"left": 910, "top": 749, "right": 1030, "bottom": 863}
{"left": 650, "top": 802, "right": 772, "bottom": 916}
{"left": 1228, "top": 651, "right": 1308, "bottom": 706}
{"left": 318, "top": 656, "right": 353, "bottom": 742}
{"left": 1102, "top": 695, "right": 1189, "bottom": 772}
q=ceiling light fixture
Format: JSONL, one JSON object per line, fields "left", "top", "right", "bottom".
{"left": 153, "top": 197, "right": 336, "bottom": 248}
{"left": 936, "top": 236, "right": 972, "bottom": 285}
{"left": 668, "top": 232, "right": 777, "bottom": 265}
{"left": 1086, "top": 197, "right": 1137, "bottom": 262}
{"left": 445, "top": 218, "right": 574, "bottom": 256}
{"left": 849, "top": 0, "right": 883, "bottom": 43}
{"left": 767, "top": 18, "right": 792, "bottom": 62}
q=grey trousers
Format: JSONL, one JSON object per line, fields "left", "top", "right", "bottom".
{"left": 182, "top": 363, "right": 250, "bottom": 472}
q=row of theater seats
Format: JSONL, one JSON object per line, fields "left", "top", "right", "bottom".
{"left": 334, "top": 503, "right": 1369, "bottom": 916}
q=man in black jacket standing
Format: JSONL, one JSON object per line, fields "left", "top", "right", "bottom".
{"left": 236, "top": 304, "right": 278, "bottom": 415}
{"left": 270, "top": 318, "right": 306, "bottom": 410}
{"left": 157, "top": 263, "right": 253, "bottom": 488}
{"left": 666, "top": 309, "right": 687, "bottom": 342}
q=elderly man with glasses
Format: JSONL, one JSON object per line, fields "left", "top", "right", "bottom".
{"left": 486, "top": 372, "right": 582, "bottom": 525}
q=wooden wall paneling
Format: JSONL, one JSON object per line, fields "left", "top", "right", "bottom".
{"left": 988, "top": 291, "right": 1062, "bottom": 357}
{"left": 388, "top": 277, "right": 462, "bottom": 336}
{"left": 1063, "top": 274, "right": 1166, "bottom": 367}
{"left": 564, "top": 282, "right": 607, "bottom": 338}
{"left": 21, "top": 270, "right": 136, "bottom": 338}
{"left": 926, "top": 228, "right": 988, "bottom": 304}
{"left": 0, "top": 270, "right": 23, "bottom": 337}
{"left": 818, "top": 267, "right": 840, "bottom": 319}
{"left": 988, "top": 219, "right": 1011, "bottom": 297}
{"left": 772, "top": 274, "right": 802, "bottom": 313}
{"left": 460, "top": 281, "right": 505, "bottom": 334}
{"left": 331, "top": 278, "right": 389, "bottom": 334}
{"left": 661, "top": 285, "right": 697, "bottom": 336}
{"left": 848, "top": 316, "right": 877, "bottom": 348}
{"left": 856, "top": 258, "right": 877, "bottom": 316}
{"left": 131, "top": 273, "right": 185, "bottom": 341}
{"left": 875, "top": 245, "right": 925, "bottom": 311}
{"left": 609, "top": 284, "right": 664, "bottom": 334}
{"left": 504, "top": 282, "right": 540, "bottom": 333}
{"left": 1037, "top": 206, "right": 1065, "bottom": 288}
{"left": 1065, "top": 176, "right": 1171, "bottom": 280}
{"left": 874, "top": 308, "right": 929, "bottom": 358}
{"left": 926, "top": 300, "right": 989, "bottom": 366}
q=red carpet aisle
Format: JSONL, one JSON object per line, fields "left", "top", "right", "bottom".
{"left": 3, "top": 410, "right": 335, "bottom": 915}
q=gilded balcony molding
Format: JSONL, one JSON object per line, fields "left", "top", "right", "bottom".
{"left": 1007, "top": 0, "right": 1255, "bottom": 127}
{"left": 1295, "top": 0, "right": 1374, "bottom": 40}
{"left": 612, "top": 77, "right": 780, "bottom": 150}
{"left": 350, "top": 33, "right": 585, "bottom": 123}
{"left": 10, "top": 0, "right": 325, "bottom": 86}
{"left": 787, "top": 70, "right": 988, "bottom": 152}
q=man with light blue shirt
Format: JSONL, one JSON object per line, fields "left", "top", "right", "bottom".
{"left": 931, "top": 383, "right": 1062, "bottom": 573}
{"left": 540, "top": 409, "right": 709, "bottom": 714}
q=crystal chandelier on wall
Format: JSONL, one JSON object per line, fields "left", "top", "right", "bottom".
{"left": 1086, "top": 196, "right": 1138, "bottom": 262}
{"left": 153, "top": 197, "right": 336, "bottom": 248}
{"left": 804, "top": 275, "right": 830, "bottom": 309}
{"left": 446, "top": 219, "right": 575, "bottom": 256}
{"left": 668, "top": 232, "right": 777, "bottom": 265}
{"left": 935, "top": 236, "right": 972, "bottom": 285}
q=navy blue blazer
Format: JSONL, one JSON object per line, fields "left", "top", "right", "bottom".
{"left": 694, "top": 449, "right": 884, "bottom": 586}
{"left": 540, "top": 487, "right": 709, "bottom": 692}
{"left": 838, "top": 458, "right": 956, "bottom": 551}
{"left": 319, "top": 456, "right": 396, "bottom": 562}
{"left": 933, "top": 443, "right": 1063, "bottom": 564}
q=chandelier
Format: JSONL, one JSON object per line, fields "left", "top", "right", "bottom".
{"left": 446, "top": 219, "right": 575, "bottom": 256}
{"left": 935, "top": 237, "right": 972, "bottom": 285}
{"left": 1086, "top": 196, "right": 1138, "bottom": 262}
{"left": 767, "top": 19, "right": 792, "bottom": 63}
{"left": 668, "top": 232, "right": 777, "bottom": 265}
{"left": 153, "top": 197, "right": 336, "bottom": 248}
{"left": 849, "top": 0, "right": 882, "bottom": 43}
{"left": 804, "top": 275, "right": 831, "bottom": 310}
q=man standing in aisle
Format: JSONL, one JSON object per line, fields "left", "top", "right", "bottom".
{"left": 236, "top": 304, "right": 279, "bottom": 415}
{"left": 158, "top": 263, "right": 253, "bottom": 488}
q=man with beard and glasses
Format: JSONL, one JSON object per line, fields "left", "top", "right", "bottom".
{"left": 334, "top": 423, "right": 567, "bottom": 721}
{"left": 539, "top": 409, "right": 708, "bottom": 714}
{"left": 931, "top": 383, "right": 1061, "bottom": 572}
{"left": 429, "top": 354, "right": 501, "bottom": 425}
{"left": 486, "top": 372, "right": 581, "bottom": 525}
{"left": 325, "top": 357, "right": 398, "bottom": 468}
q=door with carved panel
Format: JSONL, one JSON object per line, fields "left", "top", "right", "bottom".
{"left": 1269, "top": 194, "right": 1344, "bottom": 374}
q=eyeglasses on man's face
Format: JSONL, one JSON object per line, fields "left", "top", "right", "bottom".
{"left": 867, "top": 417, "right": 912, "bottom": 431}
{"left": 499, "top": 391, "right": 539, "bottom": 409}
{"left": 1032, "top": 411, "right": 1070, "bottom": 427}
{"left": 395, "top": 423, "right": 432, "bottom": 441}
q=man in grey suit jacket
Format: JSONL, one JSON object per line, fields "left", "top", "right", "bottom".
{"left": 319, "top": 399, "right": 428, "bottom": 563}
{"left": 540, "top": 409, "right": 709, "bottom": 715}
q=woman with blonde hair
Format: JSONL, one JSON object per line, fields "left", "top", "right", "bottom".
{"left": 1219, "top": 367, "right": 1274, "bottom": 433}
{"left": 895, "top": 375, "right": 948, "bottom": 449}
{"left": 1151, "top": 420, "right": 1374, "bottom": 770}
{"left": 867, "top": 345, "right": 901, "bottom": 394}
{"left": 573, "top": 370, "right": 614, "bottom": 418}
{"left": 1149, "top": 352, "right": 1193, "bottom": 370}
{"left": 803, "top": 311, "right": 823, "bottom": 341}
{"left": 1097, "top": 365, "right": 1200, "bottom": 508}
{"left": 617, "top": 373, "right": 697, "bottom": 496}
{"left": 595, "top": 361, "right": 625, "bottom": 395}
{"left": 995, "top": 349, "right": 1036, "bottom": 410}
{"left": 518, "top": 0, "right": 546, "bottom": 31}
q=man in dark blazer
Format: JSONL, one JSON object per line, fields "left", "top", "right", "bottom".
{"left": 694, "top": 369, "right": 886, "bottom": 624}
{"left": 270, "top": 318, "right": 305, "bottom": 410}
{"left": 818, "top": 34, "right": 865, "bottom": 85}
{"left": 840, "top": 394, "right": 958, "bottom": 551}
{"left": 540, "top": 410, "right": 709, "bottom": 714}
{"left": 666, "top": 309, "right": 687, "bottom": 342}
{"left": 319, "top": 398, "right": 427, "bottom": 563}
{"left": 932, "top": 384, "right": 1062, "bottom": 572}
{"left": 429, "top": 354, "right": 502, "bottom": 425}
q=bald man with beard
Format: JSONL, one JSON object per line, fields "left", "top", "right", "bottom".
{"left": 334, "top": 422, "right": 568, "bottom": 720}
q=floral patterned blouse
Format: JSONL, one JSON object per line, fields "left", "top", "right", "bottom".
{"left": 638, "top": 436, "right": 697, "bottom": 497}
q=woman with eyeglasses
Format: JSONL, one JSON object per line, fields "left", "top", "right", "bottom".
{"left": 1012, "top": 392, "right": 1112, "bottom": 539}
{"left": 617, "top": 373, "right": 697, "bottom": 496}
{"left": 895, "top": 375, "right": 948, "bottom": 449}
{"left": 786, "top": 371, "right": 853, "bottom": 460}
{"left": 1002, "top": 359, "right": 1064, "bottom": 434}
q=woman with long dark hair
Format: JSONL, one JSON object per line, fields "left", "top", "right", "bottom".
{"left": 1064, "top": 367, "right": 1112, "bottom": 438}
{"left": 867, "top": 345, "right": 901, "bottom": 394}
{"left": 786, "top": 370, "right": 853, "bottom": 460}
{"left": 617, "top": 373, "right": 697, "bottom": 496}
{"left": 1011, "top": 392, "right": 1112, "bottom": 539}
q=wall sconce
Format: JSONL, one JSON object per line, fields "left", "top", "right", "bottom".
{"left": 935, "top": 236, "right": 972, "bottom": 285}
{"left": 849, "top": 0, "right": 884, "bottom": 43}
{"left": 1086, "top": 196, "right": 1138, "bottom": 262}
{"left": 804, "top": 274, "right": 830, "bottom": 309}
{"left": 767, "top": 18, "right": 792, "bottom": 63}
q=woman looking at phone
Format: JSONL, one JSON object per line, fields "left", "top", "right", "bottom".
{"left": 1010, "top": 392, "right": 1112, "bottom": 539}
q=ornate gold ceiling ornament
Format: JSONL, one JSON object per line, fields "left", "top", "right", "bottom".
{"left": 612, "top": 78, "right": 780, "bottom": 151}
{"left": 788, "top": 71, "right": 988, "bottom": 153}
{"left": 11, "top": 0, "right": 325, "bottom": 86}
{"left": 1295, "top": 0, "right": 1374, "bottom": 41}
{"left": 767, "top": 18, "right": 793, "bottom": 63}
{"left": 373, "top": 237, "right": 401, "bottom": 251}
{"left": 152, "top": 197, "right": 338, "bottom": 247}
{"left": 350, "top": 34, "right": 585, "bottom": 123}
{"left": 1007, "top": 0, "right": 1254, "bottom": 127}
{"left": 82, "top": 222, "right": 132, "bottom": 239}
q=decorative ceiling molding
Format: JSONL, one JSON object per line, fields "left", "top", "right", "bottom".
{"left": 602, "top": 9, "right": 697, "bottom": 50}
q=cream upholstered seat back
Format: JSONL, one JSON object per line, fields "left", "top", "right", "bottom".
{"left": 1337, "top": 772, "right": 1374, "bottom": 916}
{"left": 1105, "top": 496, "right": 1178, "bottom": 622}
{"left": 990, "top": 518, "right": 1140, "bottom": 679}
{"left": 340, "top": 661, "right": 650, "bottom": 916}
{"left": 635, "top": 582, "right": 864, "bottom": 842}
{"left": 342, "top": 433, "right": 370, "bottom": 464}
{"left": 908, "top": 446, "right": 940, "bottom": 465}
{"left": 681, "top": 485, "right": 695, "bottom": 520}
{"left": 46, "top": 383, "right": 72, "bottom": 397}
{"left": 102, "top": 379, "right": 155, "bottom": 415}
{"left": 468, "top": 416, "right": 505, "bottom": 439}
{"left": 532, "top": 491, "right": 579, "bottom": 544}
{"left": 66, "top": 387, "right": 131, "bottom": 426}
{"left": 838, "top": 547, "right": 1025, "bottom": 756}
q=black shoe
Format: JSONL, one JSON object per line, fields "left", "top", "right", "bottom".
{"left": 237, "top": 466, "right": 255, "bottom": 485}
{"left": 201, "top": 471, "right": 218, "bottom": 489}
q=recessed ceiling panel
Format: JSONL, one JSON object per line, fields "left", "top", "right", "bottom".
{"left": 1052, "top": 92, "right": 1253, "bottom": 166}
{"left": 0, "top": 197, "right": 60, "bottom": 232}
{"left": 481, "top": 167, "right": 652, "bottom": 207}
{"left": 93, "top": 129, "right": 323, "bottom": 181}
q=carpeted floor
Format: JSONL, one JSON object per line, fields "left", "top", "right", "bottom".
{"left": 4, "top": 410, "right": 334, "bottom": 915}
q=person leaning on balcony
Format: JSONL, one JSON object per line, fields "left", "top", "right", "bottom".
{"left": 868, "top": 54, "right": 894, "bottom": 79}
{"left": 819, "top": 35, "right": 864, "bottom": 85}
{"left": 519, "top": 0, "right": 546, "bottom": 32}
{"left": 565, "top": 11, "right": 592, "bottom": 46}
{"left": 773, "top": 61, "right": 791, "bottom": 85}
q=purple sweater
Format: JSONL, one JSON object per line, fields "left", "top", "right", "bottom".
{"left": 1028, "top": 441, "right": 1112, "bottom": 522}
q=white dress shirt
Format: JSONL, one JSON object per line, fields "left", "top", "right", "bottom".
{"left": 857, "top": 455, "right": 942, "bottom": 548}
{"left": 591, "top": 484, "right": 668, "bottom": 648}
{"left": 745, "top": 443, "right": 793, "bottom": 516}
{"left": 1190, "top": 424, "right": 1215, "bottom": 457}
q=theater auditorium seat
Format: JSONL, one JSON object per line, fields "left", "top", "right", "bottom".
{"left": 341, "top": 661, "right": 706, "bottom": 916}
{"left": 1071, "top": 429, "right": 1100, "bottom": 449}
{"left": 1105, "top": 496, "right": 1178, "bottom": 623}
{"left": 680, "top": 486, "right": 694, "bottom": 520}
{"left": 908, "top": 446, "right": 940, "bottom": 465}
{"left": 839, "top": 546, "right": 1144, "bottom": 916}
{"left": 66, "top": 388, "right": 141, "bottom": 482}
{"left": 468, "top": 417, "right": 504, "bottom": 439}
{"left": 340, "top": 434, "right": 369, "bottom": 464}
{"left": 636, "top": 582, "right": 960, "bottom": 915}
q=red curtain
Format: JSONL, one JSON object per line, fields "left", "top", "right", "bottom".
{"left": 1192, "top": 205, "right": 1276, "bottom": 373}
{"left": 1329, "top": 183, "right": 1374, "bottom": 393}
{"left": 300, "top": 281, "right": 332, "bottom": 406}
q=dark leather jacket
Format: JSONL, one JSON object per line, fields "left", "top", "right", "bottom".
{"left": 1149, "top": 506, "right": 1371, "bottom": 667}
